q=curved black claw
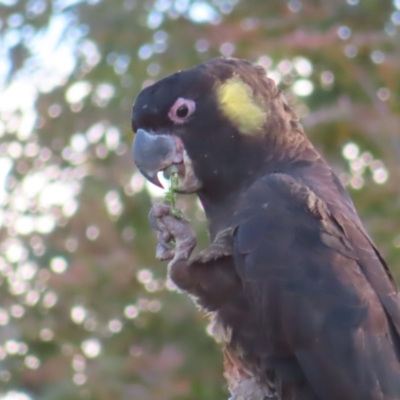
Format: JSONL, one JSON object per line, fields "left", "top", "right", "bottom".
{"left": 149, "top": 208, "right": 162, "bottom": 231}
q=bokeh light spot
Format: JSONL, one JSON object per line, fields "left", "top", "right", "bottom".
{"left": 342, "top": 142, "right": 359, "bottom": 160}
{"left": 81, "top": 338, "right": 101, "bottom": 358}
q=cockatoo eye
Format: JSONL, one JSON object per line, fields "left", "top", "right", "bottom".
{"left": 168, "top": 98, "right": 196, "bottom": 124}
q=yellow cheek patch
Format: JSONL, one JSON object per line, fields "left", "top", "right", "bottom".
{"left": 216, "top": 77, "right": 268, "bottom": 135}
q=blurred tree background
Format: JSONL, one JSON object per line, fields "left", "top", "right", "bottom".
{"left": 0, "top": 0, "right": 399, "bottom": 399}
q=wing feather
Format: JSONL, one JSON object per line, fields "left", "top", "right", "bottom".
{"left": 232, "top": 173, "right": 400, "bottom": 400}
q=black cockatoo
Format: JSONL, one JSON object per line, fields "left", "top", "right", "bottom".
{"left": 131, "top": 57, "right": 400, "bottom": 400}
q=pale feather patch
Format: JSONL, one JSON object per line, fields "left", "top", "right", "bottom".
{"left": 216, "top": 77, "right": 268, "bottom": 135}
{"left": 207, "top": 312, "right": 232, "bottom": 344}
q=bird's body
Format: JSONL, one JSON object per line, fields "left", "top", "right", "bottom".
{"left": 132, "top": 57, "right": 400, "bottom": 400}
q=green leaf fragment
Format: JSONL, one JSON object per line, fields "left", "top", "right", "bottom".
{"left": 164, "top": 171, "right": 185, "bottom": 220}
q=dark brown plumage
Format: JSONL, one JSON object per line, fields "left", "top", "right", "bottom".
{"left": 131, "top": 57, "right": 400, "bottom": 400}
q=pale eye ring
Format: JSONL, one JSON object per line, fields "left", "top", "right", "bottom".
{"left": 168, "top": 98, "right": 196, "bottom": 124}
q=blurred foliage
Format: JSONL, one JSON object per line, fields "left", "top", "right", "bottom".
{"left": 0, "top": 0, "right": 400, "bottom": 399}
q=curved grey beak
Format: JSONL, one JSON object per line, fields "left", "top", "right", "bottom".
{"left": 132, "top": 129, "right": 179, "bottom": 188}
